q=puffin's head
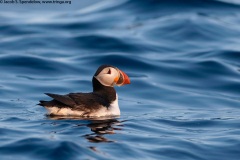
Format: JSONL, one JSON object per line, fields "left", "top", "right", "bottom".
{"left": 94, "top": 65, "right": 130, "bottom": 87}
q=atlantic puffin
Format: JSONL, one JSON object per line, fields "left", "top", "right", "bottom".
{"left": 39, "top": 65, "right": 130, "bottom": 117}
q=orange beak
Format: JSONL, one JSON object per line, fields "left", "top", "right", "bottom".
{"left": 115, "top": 69, "right": 130, "bottom": 86}
{"left": 120, "top": 70, "right": 130, "bottom": 85}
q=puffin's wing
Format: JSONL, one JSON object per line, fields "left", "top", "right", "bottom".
{"left": 45, "top": 93, "right": 76, "bottom": 107}
{"left": 68, "top": 93, "right": 108, "bottom": 109}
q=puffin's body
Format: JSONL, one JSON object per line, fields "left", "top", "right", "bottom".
{"left": 39, "top": 65, "right": 130, "bottom": 117}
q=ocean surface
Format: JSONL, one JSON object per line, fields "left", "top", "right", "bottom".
{"left": 0, "top": 0, "right": 240, "bottom": 159}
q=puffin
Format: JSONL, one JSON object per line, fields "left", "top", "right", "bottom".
{"left": 39, "top": 65, "right": 130, "bottom": 117}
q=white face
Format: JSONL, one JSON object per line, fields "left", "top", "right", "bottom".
{"left": 94, "top": 67, "right": 120, "bottom": 87}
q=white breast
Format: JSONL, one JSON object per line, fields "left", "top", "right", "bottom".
{"left": 46, "top": 94, "right": 120, "bottom": 117}
{"left": 106, "top": 94, "right": 120, "bottom": 116}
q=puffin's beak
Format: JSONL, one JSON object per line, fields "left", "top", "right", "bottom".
{"left": 116, "top": 69, "right": 130, "bottom": 86}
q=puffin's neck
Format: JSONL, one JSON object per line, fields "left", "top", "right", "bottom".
{"left": 92, "top": 77, "right": 117, "bottom": 103}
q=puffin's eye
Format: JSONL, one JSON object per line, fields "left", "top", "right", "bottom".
{"left": 107, "top": 69, "right": 111, "bottom": 74}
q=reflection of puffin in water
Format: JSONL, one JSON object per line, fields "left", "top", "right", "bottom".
{"left": 39, "top": 65, "right": 130, "bottom": 117}
{"left": 84, "top": 119, "right": 124, "bottom": 143}
{"left": 48, "top": 116, "right": 124, "bottom": 143}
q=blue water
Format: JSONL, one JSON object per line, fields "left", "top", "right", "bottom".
{"left": 1, "top": 0, "right": 240, "bottom": 159}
